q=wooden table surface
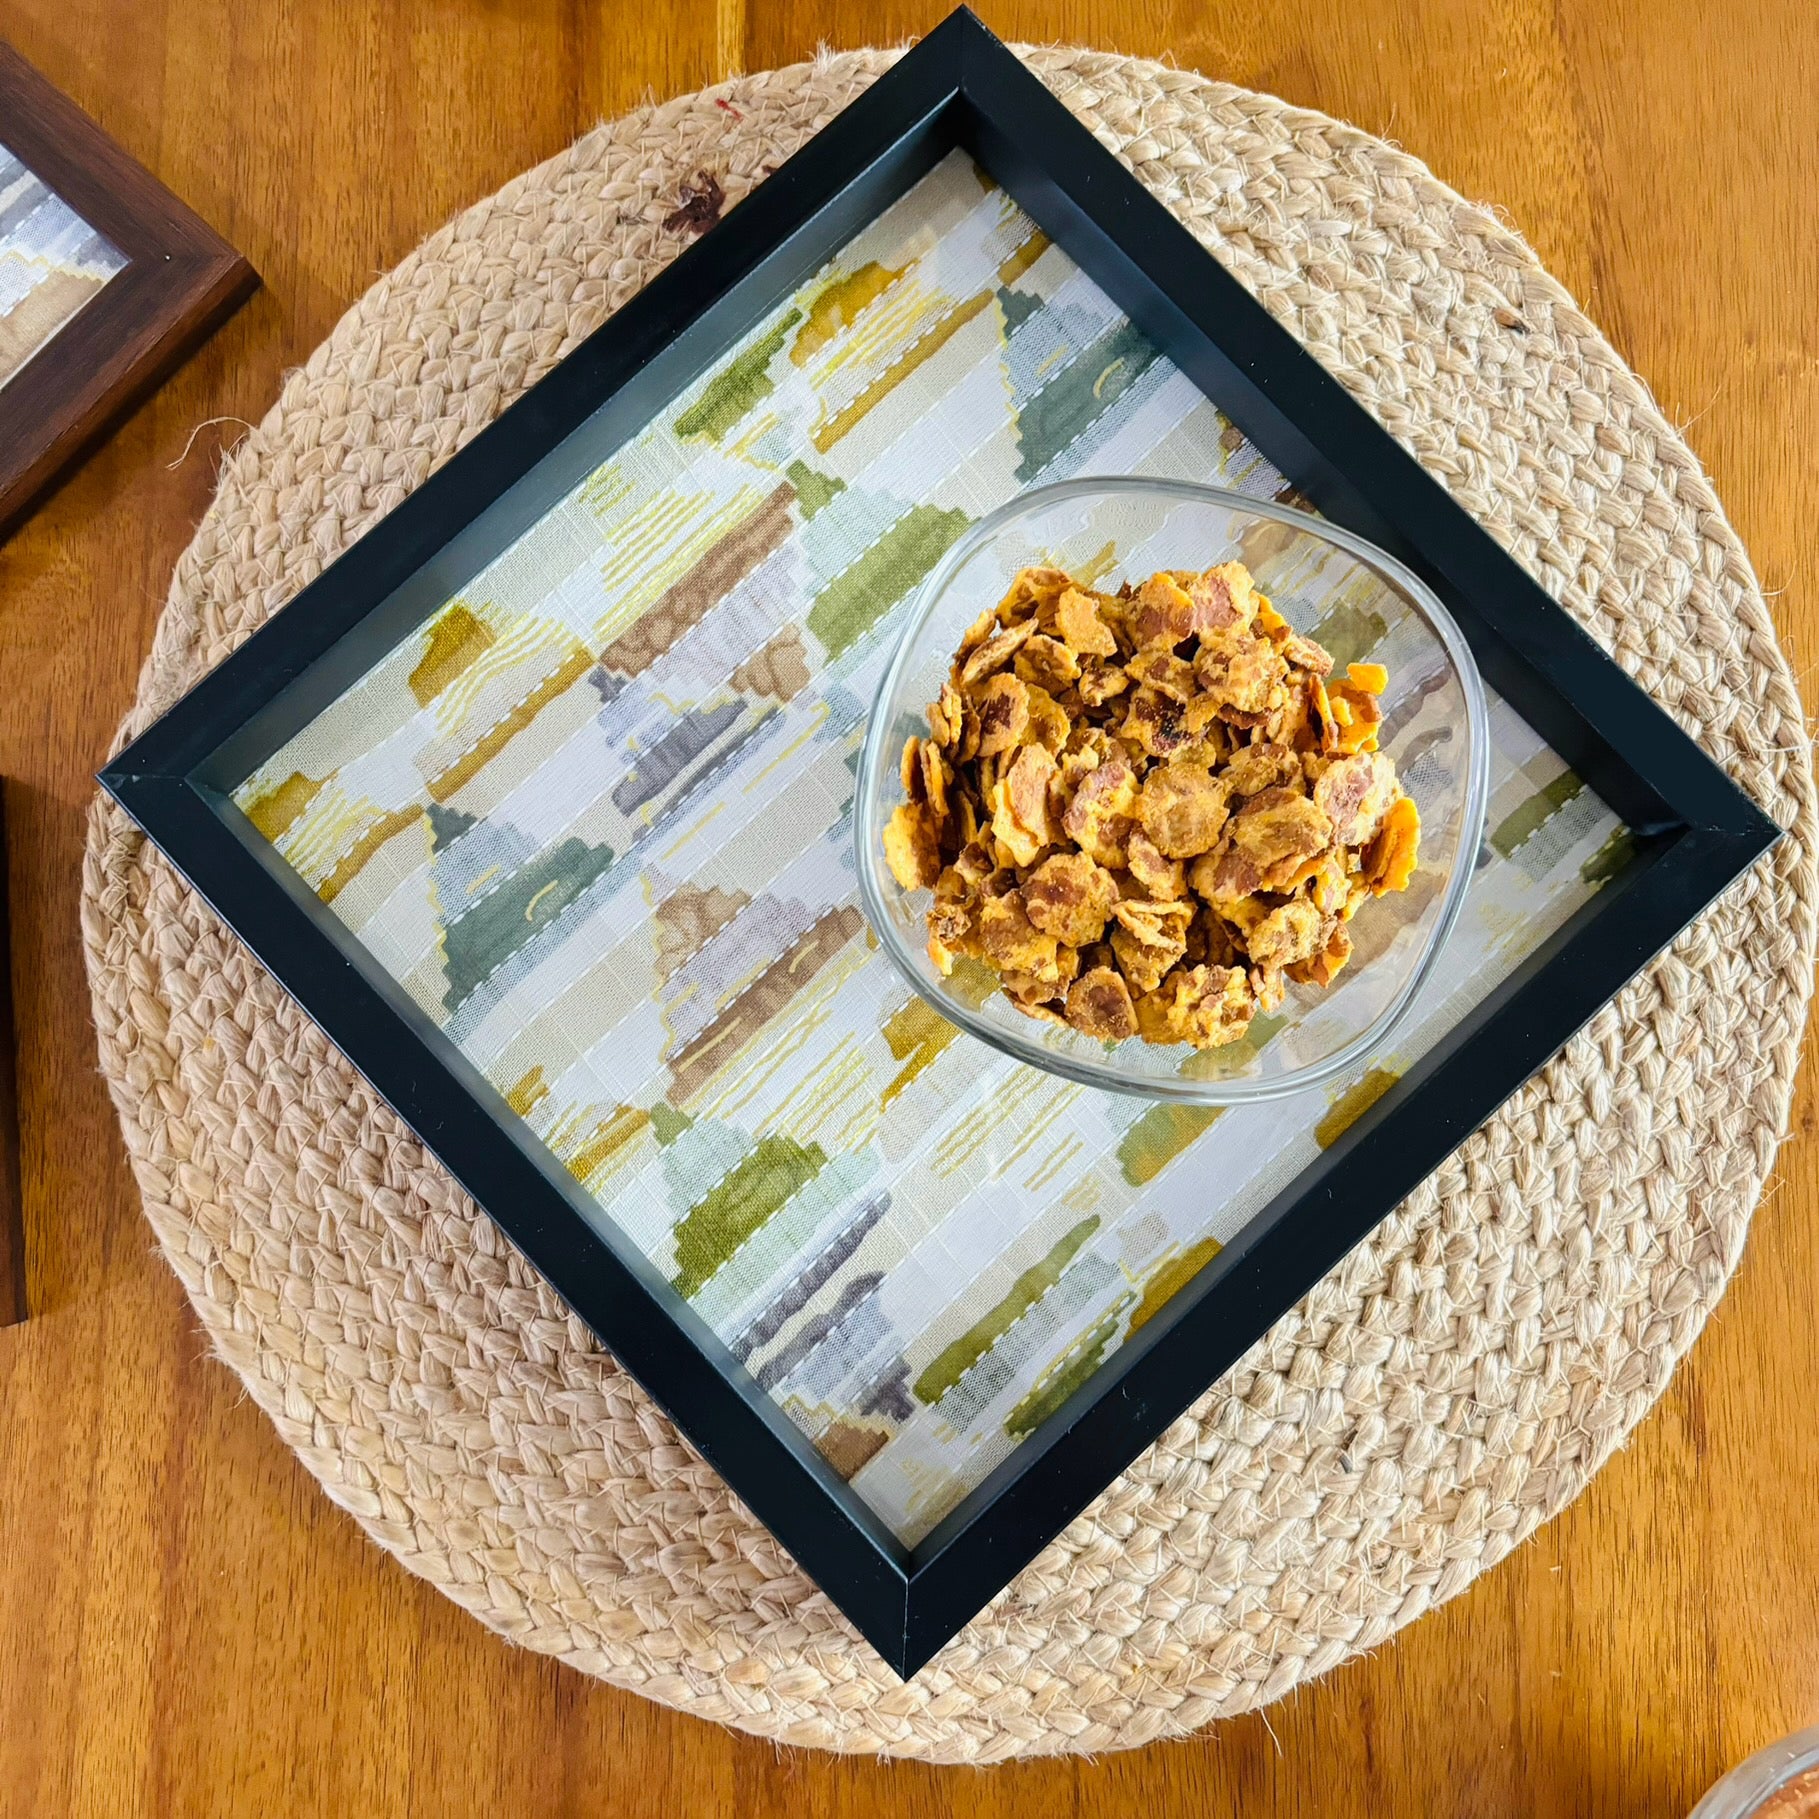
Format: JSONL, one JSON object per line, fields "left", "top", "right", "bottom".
{"left": 2, "top": 2, "right": 1814, "bottom": 1813}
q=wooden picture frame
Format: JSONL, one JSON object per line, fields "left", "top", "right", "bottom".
{"left": 0, "top": 41, "right": 256, "bottom": 535}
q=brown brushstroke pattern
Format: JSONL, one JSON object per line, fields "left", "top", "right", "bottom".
{"left": 815, "top": 1416, "right": 891, "bottom": 1479}
{"left": 653, "top": 882, "right": 750, "bottom": 985}
{"left": 598, "top": 482, "right": 796, "bottom": 678}
{"left": 667, "top": 904, "right": 865, "bottom": 1103}
{"left": 730, "top": 625, "right": 810, "bottom": 702}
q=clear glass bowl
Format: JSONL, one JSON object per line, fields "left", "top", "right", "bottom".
{"left": 853, "top": 477, "right": 1492, "bottom": 1104}
{"left": 1690, "top": 1728, "right": 1819, "bottom": 1818}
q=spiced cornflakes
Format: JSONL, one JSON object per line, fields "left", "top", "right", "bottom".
{"left": 881, "top": 557, "right": 1423, "bottom": 1048}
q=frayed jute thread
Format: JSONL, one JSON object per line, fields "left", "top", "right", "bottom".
{"left": 80, "top": 48, "right": 1816, "bottom": 1762}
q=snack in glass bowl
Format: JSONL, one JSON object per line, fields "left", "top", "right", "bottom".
{"left": 881, "top": 558, "right": 1422, "bottom": 1050}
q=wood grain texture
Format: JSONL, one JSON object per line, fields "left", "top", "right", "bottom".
{"left": 0, "top": 2, "right": 1813, "bottom": 1813}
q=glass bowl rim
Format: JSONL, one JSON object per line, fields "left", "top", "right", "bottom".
{"left": 853, "top": 474, "right": 1494, "bottom": 1105}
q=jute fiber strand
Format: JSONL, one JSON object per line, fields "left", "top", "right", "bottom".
{"left": 81, "top": 47, "right": 1816, "bottom": 1761}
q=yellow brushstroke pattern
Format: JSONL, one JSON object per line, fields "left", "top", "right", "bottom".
{"left": 744, "top": 699, "right": 830, "bottom": 791}
{"left": 1127, "top": 1235, "right": 1223, "bottom": 1336}
{"left": 590, "top": 486, "right": 771, "bottom": 648}
{"left": 997, "top": 229, "right": 1049, "bottom": 286}
{"left": 318, "top": 804, "right": 423, "bottom": 904}
{"left": 433, "top": 611, "right": 568, "bottom": 734}
{"left": 987, "top": 1080, "right": 1082, "bottom": 1177}
{"left": 577, "top": 462, "right": 633, "bottom": 515}
{"left": 660, "top": 798, "right": 727, "bottom": 860}
{"left": 834, "top": 1100, "right": 883, "bottom": 1153}
{"left": 697, "top": 943, "right": 870, "bottom": 1122}
{"left": 932, "top": 1067, "right": 1052, "bottom": 1177}
{"left": 505, "top": 1066, "right": 549, "bottom": 1118}
{"left": 242, "top": 771, "right": 323, "bottom": 842}
{"left": 1024, "top": 1134, "right": 1084, "bottom": 1194}
{"left": 1091, "top": 356, "right": 1127, "bottom": 400}
{"left": 564, "top": 1105, "right": 651, "bottom": 1184}
{"left": 408, "top": 603, "right": 495, "bottom": 707}
{"left": 768, "top": 1039, "right": 858, "bottom": 1130}
{"left": 427, "top": 645, "right": 593, "bottom": 804}
{"left": 281, "top": 785, "right": 383, "bottom": 881}
{"left": 780, "top": 1045, "right": 875, "bottom": 1148}
{"left": 1314, "top": 1067, "right": 1402, "bottom": 1148}
{"left": 879, "top": 996, "right": 961, "bottom": 1108}
{"left": 791, "top": 260, "right": 905, "bottom": 366}
{"left": 809, "top": 273, "right": 946, "bottom": 382}
{"left": 811, "top": 290, "right": 995, "bottom": 452}
{"left": 726, "top": 411, "right": 783, "bottom": 463}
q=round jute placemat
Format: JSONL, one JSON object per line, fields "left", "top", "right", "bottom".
{"left": 82, "top": 46, "right": 1815, "bottom": 1761}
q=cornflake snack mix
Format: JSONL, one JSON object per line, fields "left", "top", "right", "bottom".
{"left": 884, "top": 560, "right": 1422, "bottom": 1049}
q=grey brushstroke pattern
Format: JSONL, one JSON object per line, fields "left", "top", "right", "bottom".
{"left": 651, "top": 710, "right": 777, "bottom": 824}
{"left": 753, "top": 1272, "right": 882, "bottom": 1393}
{"left": 733, "top": 1192, "right": 891, "bottom": 1363}
{"left": 785, "top": 1288, "right": 895, "bottom": 1408}
{"left": 859, "top": 1357, "right": 914, "bottom": 1423}
{"left": 611, "top": 700, "right": 746, "bottom": 812}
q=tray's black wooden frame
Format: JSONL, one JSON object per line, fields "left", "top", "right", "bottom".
{"left": 99, "top": 9, "right": 1779, "bottom": 1677}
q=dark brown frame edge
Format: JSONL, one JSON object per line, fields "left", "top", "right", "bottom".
{"left": 0, "top": 41, "right": 256, "bottom": 536}
{"left": 0, "top": 790, "right": 22, "bottom": 1325}
{"left": 97, "top": 9, "right": 1781, "bottom": 1675}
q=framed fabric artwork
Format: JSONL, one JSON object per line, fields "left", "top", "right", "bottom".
{"left": 0, "top": 42, "right": 255, "bottom": 534}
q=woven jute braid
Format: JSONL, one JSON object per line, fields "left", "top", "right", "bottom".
{"left": 80, "top": 47, "right": 1815, "bottom": 1760}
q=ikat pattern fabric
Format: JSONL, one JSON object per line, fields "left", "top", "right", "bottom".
{"left": 0, "top": 143, "right": 124, "bottom": 389}
{"left": 235, "top": 152, "right": 1626, "bottom": 1543}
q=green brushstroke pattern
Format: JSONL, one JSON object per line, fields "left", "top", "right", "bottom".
{"left": 672, "top": 1133, "right": 826, "bottom": 1298}
{"left": 807, "top": 504, "right": 971, "bottom": 659}
{"left": 1308, "top": 599, "right": 1389, "bottom": 670}
{"left": 676, "top": 310, "right": 802, "bottom": 441}
{"left": 996, "top": 283, "right": 1041, "bottom": 337}
{"left": 1581, "top": 826, "right": 1636, "bottom": 887}
{"left": 1004, "top": 1300, "right": 1131, "bottom": 1438}
{"left": 1180, "top": 1010, "right": 1286, "bottom": 1081}
{"left": 913, "top": 1216, "right": 1099, "bottom": 1405}
{"left": 1013, "top": 319, "right": 1159, "bottom": 482}
{"left": 785, "top": 459, "right": 845, "bottom": 520}
{"left": 648, "top": 1102, "right": 693, "bottom": 1147}
{"left": 440, "top": 835, "right": 614, "bottom": 1014}
{"left": 1118, "top": 1104, "right": 1227, "bottom": 1187}
{"left": 1492, "top": 769, "right": 1585, "bottom": 859}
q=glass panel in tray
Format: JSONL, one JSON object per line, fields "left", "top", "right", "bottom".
{"left": 232, "top": 150, "right": 1627, "bottom": 1545}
